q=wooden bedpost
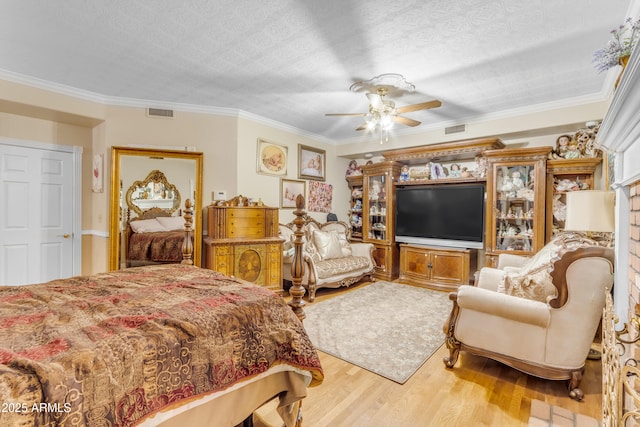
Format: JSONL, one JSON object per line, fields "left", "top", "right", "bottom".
{"left": 288, "top": 195, "right": 307, "bottom": 321}
{"left": 182, "top": 199, "right": 194, "bottom": 265}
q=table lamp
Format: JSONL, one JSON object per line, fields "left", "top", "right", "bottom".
{"left": 564, "top": 190, "right": 615, "bottom": 246}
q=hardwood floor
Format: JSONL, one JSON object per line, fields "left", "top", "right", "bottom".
{"left": 273, "top": 281, "right": 602, "bottom": 427}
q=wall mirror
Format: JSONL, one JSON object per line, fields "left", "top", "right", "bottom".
{"left": 126, "top": 169, "right": 181, "bottom": 216}
{"left": 109, "top": 147, "right": 203, "bottom": 270}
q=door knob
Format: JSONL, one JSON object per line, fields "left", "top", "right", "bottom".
{"left": 59, "top": 234, "right": 71, "bottom": 239}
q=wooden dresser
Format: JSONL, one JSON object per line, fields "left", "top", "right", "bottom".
{"left": 204, "top": 203, "right": 283, "bottom": 294}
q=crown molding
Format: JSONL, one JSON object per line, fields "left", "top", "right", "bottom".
{"left": 0, "top": 68, "right": 336, "bottom": 145}
{"left": 0, "top": 68, "right": 613, "bottom": 149}
{"left": 337, "top": 89, "right": 612, "bottom": 146}
{"left": 597, "top": 48, "right": 640, "bottom": 153}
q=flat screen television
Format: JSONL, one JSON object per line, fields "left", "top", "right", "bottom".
{"left": 395, "top": 183, "right": 485, "bottom": 249}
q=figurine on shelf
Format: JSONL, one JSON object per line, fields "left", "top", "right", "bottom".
{"left": 473, "top": 154, "right": 487, "bottom": 178}
{"left": 500, "top": 174, "right": 512, "bottom": 191}
{"left": 550, "top": 134, "right": 572, "bottom": 159}
{"left": 555, "top": 178, "right": 581, "bottom": 192}
{"left": 399, "top": 165, "right": 410, "bottom": 181}
{"left": 370, "top": 179, "right": 382, "bottom": 201}
{"left": 346, "top": 160, "right": 362, "bottom": 177}
{"left": 429, "top": 161, "right": 447, "bottom": 179}
{"left": 564, "top": 140, "right": 582, "bottom": 159}
{"left": 511, "top": 170, "right": 525, "bottom": 191}
{"left": 449, "top": 163, "right": 462, "bottom": 178}
{"left": 552, "top": 194, "right": 567, "bottom": 221}
{"left": 505, "top": 226, "right": 518, "bottom": 236}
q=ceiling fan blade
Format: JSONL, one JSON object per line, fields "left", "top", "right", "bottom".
{"left": 366, "top": 93, "right": 384, "bottom": 110}
{"left": 393, "top": 116, "right": 421, "bottom": 127}
{"left": 395, "top": 99, "right": 442, "bottom": 114}
{"left": 355, "top": 123, "right": 368, "bottom": 131}
{"left": 325, "top": 113, "right": 367, "bottom": 116}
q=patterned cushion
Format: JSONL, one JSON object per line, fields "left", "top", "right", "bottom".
{"left": 315, "top": 256, "right": 371, "bottom": 279}
{"left": 498, "top": 232, "right": 597, "bottom": 303}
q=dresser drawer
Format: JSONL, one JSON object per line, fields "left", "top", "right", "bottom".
{"left": 227, "top": 209, "right": 265, "bottom": 219}
{"left": 228, "top": 227, "right": 265, "bottom": 238}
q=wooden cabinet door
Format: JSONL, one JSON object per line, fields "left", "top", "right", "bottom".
{"left": 430, "top": 251, "right": 467, "bottom": 285}
{"left": 401, "top": 246, "right": 430, "bottom": 278}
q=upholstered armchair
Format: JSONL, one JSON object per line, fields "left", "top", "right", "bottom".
{"left": 279, "top": 216, "right": 375, "bottom": 301}
{"left": 443, "top": 233, "right": 614, "bottom": 400}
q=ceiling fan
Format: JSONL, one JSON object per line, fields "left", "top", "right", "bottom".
{"left": 325, "top": 86, "right": 442, "bottom": 132}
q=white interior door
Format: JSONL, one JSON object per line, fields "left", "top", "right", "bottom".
{"left": 0, "top": 141, "right": 81, "bottom": 285}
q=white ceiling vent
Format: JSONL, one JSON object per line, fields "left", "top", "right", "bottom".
{"left": 444, "top": 124, "right": 466, "bottom": 135}
{"left": 147, "top": 108, "right": 174, "bottom": 118}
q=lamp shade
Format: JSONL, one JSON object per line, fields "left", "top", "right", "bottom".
{"left": 564, "top": 190, "right": 615, "bottom": 233}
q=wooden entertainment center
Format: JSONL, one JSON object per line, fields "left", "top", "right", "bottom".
{"left": 358, "top": 138, "right": 504, "bottom": 288}
{"left": 349, "top": 136, "right": 602, "bottom": 290}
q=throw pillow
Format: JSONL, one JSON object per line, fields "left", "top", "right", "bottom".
{"left": 130, "top": 218, "right": 167, "bottom": 233}
{"left": 156, "top": 216, "right": 185, "bottom": 231}
{"left": 335, "top": 230, "right": 352, "bottom": 257}
{"left": 313, "top": 229, "right": 344, "bottom": 260}
{"left": 498, "top": 232, "right": 597, "bottom": 304}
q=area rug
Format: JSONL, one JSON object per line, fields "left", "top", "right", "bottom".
{"left": 302, "top": 281, "right": 452, "bottom": 384}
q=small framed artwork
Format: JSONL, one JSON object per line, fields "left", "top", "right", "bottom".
{"left": 92, "top": 154, "right": 103, "bottom": 193}
{"left": 257, "top": 138, "right": 288, "bottom": 176}
{"left": 298, "top": 145, "right": 326, "bottom": 181}
{"left": 281, "top": 179, "right": 306, "bottom": 208}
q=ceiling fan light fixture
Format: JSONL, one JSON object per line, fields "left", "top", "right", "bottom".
{"left": 325, "top": 74, "right": 442, "bottom": 136}
{"left": 380, "top": 114, "right": 393, "bottom": 130}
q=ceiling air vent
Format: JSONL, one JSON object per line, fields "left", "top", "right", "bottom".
{"left": 444, "top": 124, "right": 466, "bottom": 135}
{"left": 147, "top": 108, "right": 174, "bottom": 118}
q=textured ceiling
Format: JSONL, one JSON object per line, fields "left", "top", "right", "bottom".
{"left": 0, "top": 0, "right": 633, "bottom": 142}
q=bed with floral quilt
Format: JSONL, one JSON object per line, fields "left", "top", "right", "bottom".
{"left": 0, "top": 264, "right": 323, "bottom": 427}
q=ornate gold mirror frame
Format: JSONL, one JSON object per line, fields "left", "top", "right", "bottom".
{"left": 109, "top": 147, "right": 203, "bottom": 270}
{"left": 125, "top": 169, "right": 181, "bottom": 216}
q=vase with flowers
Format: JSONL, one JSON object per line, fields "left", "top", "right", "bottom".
{"left": 593, "top": 17, "right": 640, "bottom": 85}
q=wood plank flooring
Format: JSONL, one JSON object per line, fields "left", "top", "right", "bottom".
{"left": 272, "top": 281, "right": 602, "bottom": 427}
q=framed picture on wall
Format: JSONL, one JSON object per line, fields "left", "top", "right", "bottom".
{"left": 280, "top": 179, "right": 306, "bottom": 208}
{"left": 298, "top": 145, "right": 325, "bottom": 181}
{"left": 257, "top": 138, "right": 288, "bottom": 176}
{"left": 92, "top": 154, "right": 103, "bottom": 193}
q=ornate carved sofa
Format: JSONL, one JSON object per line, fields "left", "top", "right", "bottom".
{"left": 443, "top": 233, "right": 614, "bottom": 400}
{"left": 279, "top": 216, "right": 375, "bottom": 301}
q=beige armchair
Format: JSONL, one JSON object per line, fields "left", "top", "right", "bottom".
{"left": 443, "top": 234, "right": 614, "bottom": 400}
{"left": 279, "top": 216, "right": 375, "bottom": 301}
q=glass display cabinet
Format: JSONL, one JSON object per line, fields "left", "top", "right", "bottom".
{"left": 361, "top": 161, "right": 402, "bottom": 280}
{"left": 545, "top": 157, "right": 602, "bottom": 241}
{"left": 484, "top": 147, "right": 552, "bottom": 268}
{"left": 346, "top": 174, "right": 364, "bottom": 242}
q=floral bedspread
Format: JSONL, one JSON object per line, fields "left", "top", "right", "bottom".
{"left": 0, "top": 264, "right": 323, "bottom": 426}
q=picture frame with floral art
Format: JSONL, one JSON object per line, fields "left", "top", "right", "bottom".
{"left": 298, "top": 145, "right": 326, "bottom": 181}
{"left": 257, "top": 139, "right": 288, "bottom": 176}
{"left": 280, "top": 179, "right": 306, "bottom": 209}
